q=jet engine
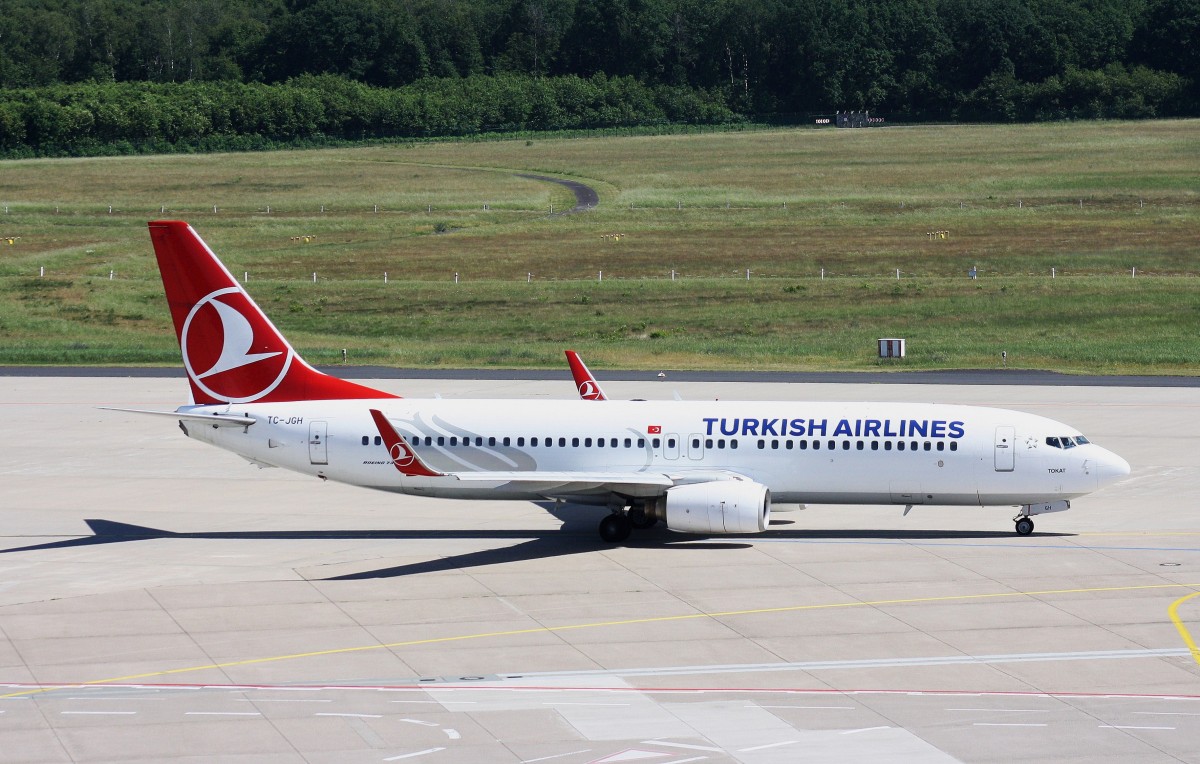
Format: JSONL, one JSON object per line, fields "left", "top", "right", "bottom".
{"left": 655, "top": 480, "right": 771, "bottom": 534}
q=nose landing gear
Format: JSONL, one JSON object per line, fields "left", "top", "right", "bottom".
{"left": 1013, "top": 499, "right": 1070, "bottom": 536}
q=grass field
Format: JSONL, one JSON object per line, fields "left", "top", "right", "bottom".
{"left": 0, "top": 121, "right": 1197, "bottom": 373}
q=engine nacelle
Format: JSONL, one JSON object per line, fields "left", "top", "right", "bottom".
{"left": 660, "top": 480, "right": 771, "bottom": 535}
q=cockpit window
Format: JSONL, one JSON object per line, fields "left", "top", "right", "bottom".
{"left": 1047, "top": 435, "right": 1087, "bottom": 449}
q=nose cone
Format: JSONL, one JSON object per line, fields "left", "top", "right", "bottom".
{"left": 1095, "top": 448, "right": 1131, "bottom": 487}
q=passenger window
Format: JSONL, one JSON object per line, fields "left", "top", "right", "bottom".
{"left": 530, "top": 437, "right": 537, "bottom": 447}
{"left": 704, "top": 438, "right": 713, "bottom": 449}
{"left": 842, "top": 441, "right": 850, "bottom": 451}
{"left": 559, "top": 437, "right": 567, "bottom": 447}
{"left": 936, "top": 441, "right": 945, "bottom": 451}
{"left": 572, "top": 437, "right": 580, "bottom": 447}
{"left": 611, "top": 438, "right": 618, "bottom": 447}
{"left": 814, "top": 440, "right": 821, "bottom": 450}
{"left": 449, "top": 436, "right": 458, "bottom": 446}
{"left": 871, "top": 441, "right": 879, "bottom": 451}
{"left": 625, "top": 438, "right": 632, "bottom": 448}
{"left": 856, "top": 441, "right": 864, "bottom": 450}
{"left": 771, "top": 440, "right": 779, "bottom": 450}
{"left": 637, "top": 438, "right": 645, "bottom": 448}
{"left": 667, "top": 438, "right": 676, "bottom": 448}
{"left": 717, "top": 439, "right": 725, "bottom": 449}
{"left": 586, "top": 437, "right": 593, "bottom": 447}
{"left": 799, "top": 440, "right": 808, "bottom": 450}
{"left": 652, "top": 438, "right": 661, "bottom": 448}
{"left": 924, "top": 442, "right": 932, "bottom": 451}
{"left": 503, "top": 437, "right": 511, "bottom": 446}
{"left": 757, "top": 439, "right": 765, "bottom": 449}
{"left": 437, "top": 436, "right": 445, "bottom": 446}
{"left": 731, "top": 439, "right": 738, "bottom": 449}
{"left": 827, "top": 440, "right": 835, "bottom": 450}
{"left": 884, "top": 441, "right": 892, "bottom": 451}
{"left": 692, "top": 438, "right": 701, "bottom": 449}
{"left": 898, "top": 441, "right": 905, "bottom": 451}
{"left": 950, "top": 442, "right": 958, "bottom": 451}
{"left": 785, "top": 440, "right": 793, "bottom": 450}
{"left": 488, "top": 436, "right": 496, "bottom": 446}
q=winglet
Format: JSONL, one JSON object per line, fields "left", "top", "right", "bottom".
{"left": 565, "top": 350, "right": 607, "bottom": 401}
{"left": 369, "top": 409, "right": 444, "bottom": 477}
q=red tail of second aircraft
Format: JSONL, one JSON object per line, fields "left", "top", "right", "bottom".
{"left": 565, "top": 350, "right": 608, "bottom": 401}
{"left": 149, "top": 221, "right": 394, "bottom": 405}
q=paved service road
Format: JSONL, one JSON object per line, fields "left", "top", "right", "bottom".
{"left": 2, "top": 377, "right": 1199, "bottom": 763}
{"left": 516, "top": 173, "right": 600, "bottom": 212}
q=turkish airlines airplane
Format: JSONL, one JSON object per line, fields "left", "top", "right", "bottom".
{"left": 127, "top": 221, "right": 1130, "bottom": 542}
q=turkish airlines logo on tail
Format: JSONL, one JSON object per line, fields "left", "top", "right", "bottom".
{"left": 578, "top": 380, "right": 603, "bottom": 400}
{"left": 181, "top": 287, "right": 294, "bottom": 403}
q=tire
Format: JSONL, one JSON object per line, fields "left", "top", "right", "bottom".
{"left": 599, "top": 514, "right": 632, "bottom": 542}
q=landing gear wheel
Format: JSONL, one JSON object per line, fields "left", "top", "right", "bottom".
{"left": 599, "top": 513, "right": 632, "bottom": 543}
{"left": 1014, "top": 517, "right": 1034, "bottom": 536}
{"left": 628, "top": 508, "right": 657, "bottom": 529}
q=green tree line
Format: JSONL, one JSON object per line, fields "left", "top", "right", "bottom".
{"left": 0, "top": 73, "right": 736, "bottom": 156}
{"left": 1, "top": 0, "right": 1197, "bottom": 155}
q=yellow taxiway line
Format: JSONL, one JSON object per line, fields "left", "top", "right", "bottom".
{"left": 1169, "top": 591, "right": 1200, "bottom": 667}
{"left": 4, "top": 580, "right": 1199, "bottom": 699}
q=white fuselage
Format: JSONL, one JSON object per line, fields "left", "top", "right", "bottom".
{"left": 181, "top": 398, "right": 1127, "bottom": 508}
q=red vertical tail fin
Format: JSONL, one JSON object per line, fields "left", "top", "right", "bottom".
{"left": 149, "top": 221, "right": 395, "bottom": 404}
{"left": 565, "top": 350, "right": 608, "bottom": 401}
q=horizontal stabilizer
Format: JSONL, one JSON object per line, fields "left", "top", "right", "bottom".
{"left": 100, "top": 406, "right": 256, "bottom": 427}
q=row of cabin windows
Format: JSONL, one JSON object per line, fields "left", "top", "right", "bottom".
{"left": 757, "top": 438, "right": 958, "bottom": 452}
{"left": 360, "top": 433, "right": 956, "bottom": 453}
{"left": 361, "top": 434, "right": 653, "bottom": 449}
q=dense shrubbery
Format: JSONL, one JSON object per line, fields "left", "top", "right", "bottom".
{"left": 0, "top": 0, "right": 1196, "bottom": 155}
{"left": 0, "top": 74, "right": 738, "bottom": 157}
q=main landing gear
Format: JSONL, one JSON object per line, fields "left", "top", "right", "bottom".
{"left": 598, "top": 513, "right": 632, "bottom": 543}
{"left": 598, "top": 503, "right": 659, "bottom": 543}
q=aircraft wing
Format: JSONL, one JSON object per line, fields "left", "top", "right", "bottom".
{"left": 452, "top": 470, "right": 673, "bottom": 497}
{"left": 369, "top": 409, "right": 749, "bottom": 497}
